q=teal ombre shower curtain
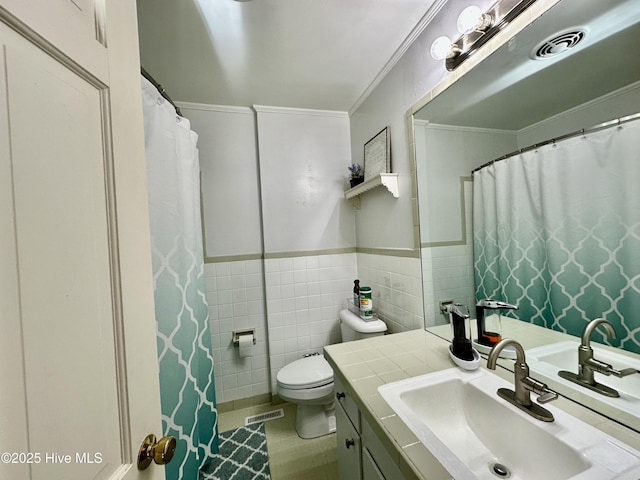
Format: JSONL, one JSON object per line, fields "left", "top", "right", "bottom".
{"left": 141, "top": 76, "right": 218, "bottom": 478}
{"left": 474, "top": 117, "right": 640, "bottom": 353}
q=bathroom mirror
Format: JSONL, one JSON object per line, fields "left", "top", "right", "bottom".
{"left": 414, "top": 0, "right": 640, "bottom": 431}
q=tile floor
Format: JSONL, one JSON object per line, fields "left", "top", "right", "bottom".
{"left": 218, "top": 402, "right": 338, "bottom": 480}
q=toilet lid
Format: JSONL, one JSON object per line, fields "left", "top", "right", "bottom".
{"left": 277, "top": 355, "right": 334, "bottom": 390}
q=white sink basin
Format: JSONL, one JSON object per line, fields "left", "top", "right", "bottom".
{"left": 527, "top": 341, "right": 640, "bottom": 416}
{"left": 378, "top": 368, "right": 640, "bottom": 480}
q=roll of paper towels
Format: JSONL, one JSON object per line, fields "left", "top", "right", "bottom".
{"left": 238, "top": 334, "right": 254, "bottom": 358}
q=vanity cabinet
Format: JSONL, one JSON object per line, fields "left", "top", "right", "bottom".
{"left": 362, "top": 419, "right": 404, "bottom": 480}
{"left": 336, "top": 399, "right": 361, "bottom": 479}
{"left": 362, "top": 449, "right": 385, "bottom": 480}
{"left": 336, "top": 375, "right": 361, "bottom": 480}
{"left": 335, "top": 374, "right": 407, "bottom": 480}
{"left": 336, "top": 375, "right": 360, "bottom": 429}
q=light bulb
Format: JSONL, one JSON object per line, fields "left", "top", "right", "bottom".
{"left": 457, "top": 5, "right": 483, "bottom": 34}
{"left": 430, "top": 36, "right": 452, "bottom": 61}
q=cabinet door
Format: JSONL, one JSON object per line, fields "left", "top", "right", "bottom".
{"left": 336, "top": 403, "right": 362, "bottom": 480}
{"left": 362, "top": 449, "right": 386, "bottom": 480}
{"left": 336, "top": 375, "right": 360, "bottom": 432}
{"left": 362, "top": 416, "right": 406, "bottom": 480}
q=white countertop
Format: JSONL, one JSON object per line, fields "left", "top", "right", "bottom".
{"left": 324, "top": 329, "right": 640, "bottom": 480}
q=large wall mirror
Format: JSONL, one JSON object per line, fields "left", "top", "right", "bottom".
{"left": 413, "top": 0, "right": 640, "bottom": 432}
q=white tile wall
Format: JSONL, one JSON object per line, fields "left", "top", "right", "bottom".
{"left": 265, "top": 253, "right": 357, "bottom": 392}
{"left": 205, "top": 260, "right": 269, "bottom": 404}
{"left": 206, "top": 252, "right": 428, "bottom": 402}
{"left": 356, "top": 253, "right": 424, "bottom": 333}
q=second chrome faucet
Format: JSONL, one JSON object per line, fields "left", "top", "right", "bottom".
{"left": 487, "top": 338, "right": 558, "bottom": 422}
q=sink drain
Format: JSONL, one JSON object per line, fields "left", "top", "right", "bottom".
{"left": 489, "top": 462, "right": 511, "bottom": 478}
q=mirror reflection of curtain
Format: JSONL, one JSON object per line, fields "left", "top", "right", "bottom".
{"left": 473, "top": 118, "right": 640, "bottom": 353}
{"left": 141, "top": 77, "right": 219, "bottom": 478}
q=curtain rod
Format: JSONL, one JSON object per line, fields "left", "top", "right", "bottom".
{"left": 471, "top": 112, "right": 640, "bottom": 174}
{"left": 141, "top": 66, "right": 182, "bottom": 116}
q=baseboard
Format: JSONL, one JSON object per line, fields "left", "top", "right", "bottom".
{"left": 217, "top": 393, "right": 273, "bottom": 413}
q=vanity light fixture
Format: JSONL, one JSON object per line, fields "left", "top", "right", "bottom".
{"left": 444, "top": 0, "right": 538, "bottom": 71}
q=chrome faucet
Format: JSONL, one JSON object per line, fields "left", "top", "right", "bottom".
{"left": 487, "top": 338, "right": 558, "bottom": 422}
{"left": 558, "top": 318, "right": 639, "bottom": 397}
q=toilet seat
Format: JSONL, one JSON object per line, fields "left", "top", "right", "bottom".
{"left": 278, "top": 381, "right": 334, "bottom": 403}
{"left": 277, "top": 355, "right": 333, "bottom": 390}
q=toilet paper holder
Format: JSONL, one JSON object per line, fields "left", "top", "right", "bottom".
{"left": 232, "top": 328, "right": 256, "bottom": 345}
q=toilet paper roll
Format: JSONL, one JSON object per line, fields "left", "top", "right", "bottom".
{"left": 238, "top": 334, "right": 254, "bottom": 358}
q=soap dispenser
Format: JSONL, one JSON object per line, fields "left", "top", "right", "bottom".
{"left": 353, "top": 279, "right": 360, "bottom": 307}
{"left": 448, "top": 303, "right": 480, "bottom": 370}
{"left": 475, "top": 299, "right": 518, "bottom": 347}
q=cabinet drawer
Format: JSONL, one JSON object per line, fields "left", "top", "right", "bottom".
{"left": 335, "top": 374, "right": 360, "bottom": 432}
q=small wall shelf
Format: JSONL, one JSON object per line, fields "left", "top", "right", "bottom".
{"left": 345, "top": 173, "right": 398, "bottom": 208}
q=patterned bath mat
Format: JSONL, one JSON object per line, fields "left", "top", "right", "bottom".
{"left": 199, "top": 422, "right": 271, "bottom": 480}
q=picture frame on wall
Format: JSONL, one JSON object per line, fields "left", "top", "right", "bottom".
{"left": 363, "top": 126, "right": 391, "bottom": 181}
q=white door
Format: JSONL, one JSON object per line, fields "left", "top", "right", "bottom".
{"left": 0, "top": 1, "right": 165, "bottom": 480}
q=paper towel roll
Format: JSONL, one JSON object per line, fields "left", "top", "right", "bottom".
{"left": 238, "top": 334, "right": 254, "bottom": 358}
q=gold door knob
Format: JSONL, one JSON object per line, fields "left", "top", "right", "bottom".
{"left": 137, "top": 434, "right": 177, "bottom": 470}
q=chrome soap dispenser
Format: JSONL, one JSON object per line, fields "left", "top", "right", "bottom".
{"left": 448, "top": 303, "right": 480, "bottom": 370}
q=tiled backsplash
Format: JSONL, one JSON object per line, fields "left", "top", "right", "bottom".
{"left": 265, "top": 253, "right": 358, "bottom": 392}
{"left": 356, "top": 253, "right": 424, "bottom": 333}
{"left": 205, "top": 260, "right": 269, "bottom": 404}
{"left": 206, "top": 252, "right": 428, "bottom": 403}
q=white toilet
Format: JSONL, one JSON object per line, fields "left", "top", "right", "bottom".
{"left": 276, "top": 308, "right": 387, "bottom": 439}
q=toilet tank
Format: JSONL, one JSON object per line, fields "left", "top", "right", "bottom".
{"left": 339, "top": 309, "right": 387, "bottom": 342}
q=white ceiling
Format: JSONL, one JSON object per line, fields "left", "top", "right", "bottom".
{"left": 136, "top": 0, "right": 442, "bottom": 111}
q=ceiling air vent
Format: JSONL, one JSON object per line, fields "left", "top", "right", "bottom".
{"left": 531, "top": 27, "right": 588, "bottom": 60}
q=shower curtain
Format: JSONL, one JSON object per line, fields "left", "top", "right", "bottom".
{"left": 473, "top": 118, "right": 640, "bottom": 353}
{"left": 141, "top": 76, "right": 218, "bottom": 478}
